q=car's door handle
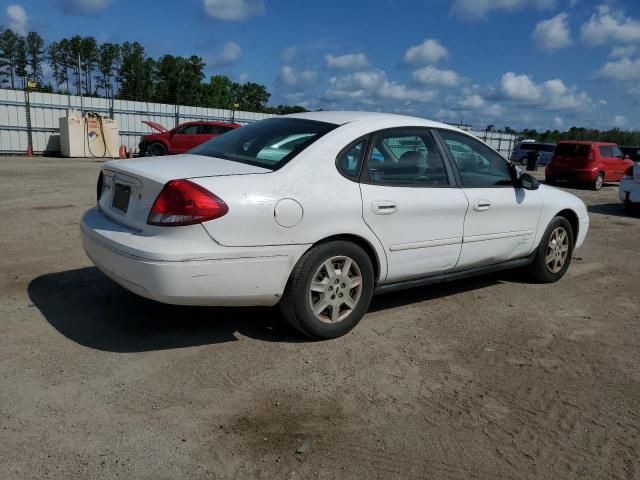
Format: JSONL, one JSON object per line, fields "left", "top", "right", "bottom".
{"left": 372, "top": 200, "right": 398, "bottom": 215}
{"left": 473, "top": 200, "right": 491, "bottom": 212}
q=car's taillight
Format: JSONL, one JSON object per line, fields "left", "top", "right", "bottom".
{"left": 147, "top": 179, "right": 228, "bottom": 226}
{"left": 623, "top": 165, "right": 634, "bottom": 178}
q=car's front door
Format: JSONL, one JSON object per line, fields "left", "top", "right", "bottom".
{"left": 358, "top": 128, "right": 469, "bottom": 283}
{"left": 436, "top": 129, "right": 543, "bottom": 269}
{"left": 170, "top": 124, "right": 199, "bottom": 153}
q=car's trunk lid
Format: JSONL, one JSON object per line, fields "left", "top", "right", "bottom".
{"left": 98, "top": 153, "right": 270, "bottom": 230}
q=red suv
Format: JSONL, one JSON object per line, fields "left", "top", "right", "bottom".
{"left": 545, "top": 141, "right": 634, "bottom": 190}
{"left": 139, "top": 120, "right": 241, "bottom": 156}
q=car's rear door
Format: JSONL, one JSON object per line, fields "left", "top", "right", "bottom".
{"left": 358, "top": 128, "right": 468, "bottom": 283}
{"left": 435, "top": 129, "right": 543, "bottom": 269}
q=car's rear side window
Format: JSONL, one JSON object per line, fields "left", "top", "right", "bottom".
{"left": 599, "top": 146, "right": 612, "bottom": 157}
{"left": 364, "top": 130, "right": 450, "bottom": 186}
{"left": 189, "top": 118, "right": 337, "bottom": 170}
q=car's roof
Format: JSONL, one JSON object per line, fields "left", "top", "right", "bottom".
{"left": 182, "top": 120, "right": 240, "bottom": 127}
{"left": 284, "top": 110, "right": 454, "bottom": 129}
{"left": 557, "top": 140, "right": 617, "bottom": 146}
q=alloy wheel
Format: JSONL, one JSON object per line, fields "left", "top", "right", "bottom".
{"left": 545, "top": 227, "right": 569, "bottom": 274}
{"left": 308, "top": 256, "right": 363, "bottom": 324}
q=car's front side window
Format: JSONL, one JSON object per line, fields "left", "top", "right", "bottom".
{"left": 175, "top": 125, "right": 199, "bottom": 135}
{"left": 438, "top": 130, "right": 513, "bottom": 187}
{"left": 365, "top": 130, "right": 449, "bottom": 186}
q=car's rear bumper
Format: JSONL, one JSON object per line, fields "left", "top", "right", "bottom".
{"left": 80, "top": 207, "right": 308, "bottom": 306}
{"left": 546, "top": 167, "right": 597, "bottom": 183}
{"left": 619, "top": 178, "right": 640, "bottom": 204}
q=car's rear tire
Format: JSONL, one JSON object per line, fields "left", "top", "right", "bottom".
{"left": 592, "top": 172, "right": 604, "bottom": 191}
{"left": 280, "top": 241, "right": 374, "bottom": 339}
{"left": 528, "top": 216, "right": 574, "bottom": 283}
{"left": 147, "top": 142, "right": 168, "bottom": 156}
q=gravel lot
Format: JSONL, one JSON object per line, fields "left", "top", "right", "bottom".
{"left": 1, "top": 156, "right": 639, "bottom": 479}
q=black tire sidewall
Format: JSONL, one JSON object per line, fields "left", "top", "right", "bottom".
{"left": 288, "top": 241, "right": 374, "bottom": 339}
{"left": 150, "top": 142, "right": 167, "bottom": 156}
{"left": 593, "top": 173, "right": 604, "bottom": 190}
{"left": 533, "top": 217, "right": 574, "bottom": 283}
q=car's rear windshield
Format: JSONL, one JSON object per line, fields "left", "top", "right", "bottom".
{"left": 555, "top": 143, "right": 591, "bottom": 157}
{"left": 189, "top": 118, "right": 338, "bottom": 170}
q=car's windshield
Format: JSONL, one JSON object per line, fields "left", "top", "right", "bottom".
{"left": 189, "top": 118, "right": 337, "bottom": 169}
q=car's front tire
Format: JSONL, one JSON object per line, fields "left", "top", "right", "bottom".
{"left": 528, "top": 216, "right": 574, "bottom": 283}
{"left": 280, "top": 241, "right": 374, "bottom": 339}
{"left": 147, "top": 142, "right": 168, "bottom": 156}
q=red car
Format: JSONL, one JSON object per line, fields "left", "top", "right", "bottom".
{"left": 545, "top": 141, "right": 634, "bottom": 191}
{"left": 139, "top": 120, "right": 241, "bottom": 156}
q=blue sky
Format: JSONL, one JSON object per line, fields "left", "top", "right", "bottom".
{"left": 3, "top": 0, "right": 640, "bottom": 131}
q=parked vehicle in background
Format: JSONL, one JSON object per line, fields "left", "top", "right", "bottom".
{"left": 82, "top": 112, "right": 589, "bottom": 339}
{"left": 545, "top": 141, "right": 634, "bottom": 190}
{"left": 620, "top": 146, "right": 640, "bottom": 163}
{"left": 620, "top": 162, "right": 640, "bottom": 212}
{"left": 139, "top": 120, "right": 240, "bottom": 156}
{"left": 510, "top": 141, "right": 555, "bottom": 166}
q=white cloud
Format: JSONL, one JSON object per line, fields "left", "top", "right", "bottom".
{"left": 279, "top": 65, "right": 318, "bottom": 87}
{"left": 458, "top": 94, "right": 486, "bottom": 109}
{"left": 325, "top": 69, "right": 435, "bottom": 105}
{"left": 533, "top": 13, "right": 572, "bottom": 51}
{"left": 612, "top": 115, "right": 627, "bottom": 127}
{"left": 412, "top": 66, "right": 461, "bottom": 87}
{"left": 500, "top": 72, "right": 592, "bottom": 110}
{"left": 580, "top": 5, "right": 640, "bottom": 45}
{"left": 404, "top": 39, "right": 448, "bottom": 66}
{"left": 501, "top": 72, "right": 542, "bottom": 102}
{"left": 209, "top": 41, "right": 242, "bottom": 66}
{"left": 325, "top": 53, "right": 369, "bottom": 70}
{"left": 238, "top": 72, "right": 250, "bottom": 83}
{"left": 598, "top": 57, "right": 640, "bottom": 81}
{"left": 60, "top": 0, "right": 111, "bottom": 15}
{"left": 203, "top": 0, "right": 265, "bottom": 21}
{"left": 280, "top": 47, "right": 297, "bottom": 64}
{"left": 6, "top": 4, "right": 27, "bottom": 35}
{"left": 610, "top": 45, "right": 637, "bottom": 58}
{"left": 553, "top": 116, "right": 564, "bottom": 128}
{"left": 452, "top": 0, "right": 555, "bottom": 20}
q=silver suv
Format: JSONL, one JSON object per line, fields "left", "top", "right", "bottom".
{"left": 510, "top": 142, "right": 555, "bottom": 166}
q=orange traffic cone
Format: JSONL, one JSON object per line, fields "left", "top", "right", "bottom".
{"left": 26, "top": 145, "right": 33, "bottom": 157}
{"left": 119, "top": 145, "right": 126, "bottom": 159}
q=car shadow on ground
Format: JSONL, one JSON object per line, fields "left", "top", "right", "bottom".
{"left": 588, "top": 202, "right": 638, "bottom": 218}
{"left": 28, "top": 267, "right": 305, "bottom": 352}
{"left": 29, "top": 266, "right": 527, "bottom": 352}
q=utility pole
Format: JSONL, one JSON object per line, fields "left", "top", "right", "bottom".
{"left": 78, "top": 54, "right": 84, "bottom": 114}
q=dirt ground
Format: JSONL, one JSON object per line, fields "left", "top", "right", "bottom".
{"left": 1, "top": 155, "right": 639, "bottom": 480}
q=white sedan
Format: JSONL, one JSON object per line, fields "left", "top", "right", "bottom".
{"left": 620, "top": 162, "right": 640, "bottom": 211}
{"left": 81, "top": 112, "right": 589, "bottom": 339}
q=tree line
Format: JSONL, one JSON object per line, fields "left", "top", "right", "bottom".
{"left": 0, "top": 27, "right": 306, "bottom": 115}
{"left": 520, "top": 127, "right": 640, "bottom": 147}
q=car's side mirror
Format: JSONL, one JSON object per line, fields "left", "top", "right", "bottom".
{"left": 519, "top": 173, "right": 540, "bottom": 190}
{"left": 509, "top": 163, "right": 539, "bottom": 190}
